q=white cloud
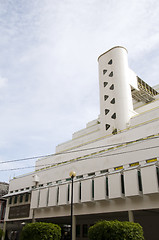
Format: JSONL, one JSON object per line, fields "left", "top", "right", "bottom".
{"left": 0, "top": 76, "right": 7, "bottom": 89}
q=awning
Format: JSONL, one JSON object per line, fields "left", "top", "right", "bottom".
{"left": 3, "top": 190, "right": 31, "bottom": 198}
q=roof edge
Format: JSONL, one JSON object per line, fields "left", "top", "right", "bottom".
{"left": 98, "top": 46, "right": 128, "bottom": 61}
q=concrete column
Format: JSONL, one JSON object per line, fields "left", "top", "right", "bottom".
{"left": 2, "top": 221, "right": 6, "bottom": 240}
{"left": 128, "top": 210, "right": 134, "bottom": 222}
{"left": 72, "top": 215, "right": 76, "bottom": 240}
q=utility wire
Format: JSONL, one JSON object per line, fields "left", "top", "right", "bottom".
{"left": 0, "top": 144, "right": 158, "bottom": 172}
{"left": 0, "top": 135, "right": 159, "bottom": 165}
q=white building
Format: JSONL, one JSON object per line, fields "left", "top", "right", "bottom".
{"left": 4, "top": 46, "right": 159, "bottom": 240}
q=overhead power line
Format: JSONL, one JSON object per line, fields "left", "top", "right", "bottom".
{"left": 0, "top": 144, "right": 159, "bottom": 172}
{"left": 0, "top": 134, "right": 159, "bottom": 165}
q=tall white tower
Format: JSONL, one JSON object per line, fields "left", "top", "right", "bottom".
{"left": 98, "top": 46, "right": 134, "bottom": 134}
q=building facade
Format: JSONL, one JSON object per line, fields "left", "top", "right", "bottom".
{"left": 0, "top": 182, "right": 8, "bottom": 231}
{"left": 4, "top": 46, "right": 159, "bottom": 240}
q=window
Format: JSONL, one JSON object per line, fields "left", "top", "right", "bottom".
{"left": 121, "top": 174, "right": 125, "bottom": 194}
{"left": 109, "top": 71, "right": 113, "bottom": 77}
{"left": 104, "top": 82, "right": 108, "bottom": 87}
{"left": 105, "top": 124, "right": 110, "bottom": 130}
{"left": 110, "top": 98, "right": 115, "bottom": 104}
{"left": 19, "top": 195, "right": 23, "bottom": 203}
{"left": 110, "top": 84, "right": 114, "bottom": 90}
{"left": 47, "top": 189, "right": 49, "bottom": 206}
{"left": 100, "top": 169, "right": 108, "bottom": 174}
{"left": 56, "top": 180, "right": 62, "bottom": 184}
{"left": 76, "top": 175, "right": 83, "bottom": 179}
{"left": 57, "top": 187, "right": 59, "bottom": 204}
{"left": 47, "top": 182, "right": 52, "bottom": 186}
{"left": 14, "top": 196, "right": 18, "bottom": 204}
{"left": 106, "top": 176, "right": 109, "bottom": 197}
{"left": 26, "top": 187, "right": 30, "bottom": 190}
{"left": 108, "top": 59, "right": 113, "bottom": 65}
{"left": 39, "top": 184, "right": 43, "bottom": 187}
{"left": 103, "top": 69, "right": 107, "bottom": 75}
{"left": 79, "top": 182, "right": 81, "bottom": 201}
{"left": 104, "top": 95, "right": 109, "bottom": 101}
{"left": 67, "top": 184, "right": 70, "bottom": 202}
{"left": 9, "top": 197, "right": 12, "bottom": 205}
{"left": 20, "top": 188, "right": 24, "bottom": 191}
{"left": 25, "top": 193, "right": 29, "bottom": 202}
{"left": 92, "top": 179, "right": 94, "bottom": 199}
{"left": 111, "top": 113, "right": 116, "bottom": 119}
{"left": 82, "top": 224, "right": 88, "bottom": 238}
{"left": 156, "top": 167, "right": 159, "bottom": 187}
{"left": 105, "top": 109, "right": 110, "bottom": 115}
{"left": 66, "top": 178, "right": 71, "bottom": 182}
{"left": 76, "top": 225, "right": 81, "bottom": 238}
{"left": 88, "top": 172, "right": 95, "bottom": 177}
{"left": 138, "top": 170, "right": 143, "bottom": 192}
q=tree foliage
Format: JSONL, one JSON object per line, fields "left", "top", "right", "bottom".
{"left": 88, "top": 220, "right": 144, "bottom": 240}
{"left": 20, "top": 222, "right": 61, "bottom": 240}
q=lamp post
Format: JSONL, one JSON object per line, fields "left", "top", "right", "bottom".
{"left": 69, "top": 171, "right": 76, "bottom": 240}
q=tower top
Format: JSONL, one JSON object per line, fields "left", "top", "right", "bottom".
{"left": 98, "top": 46, "right": 128, "bottom": 61}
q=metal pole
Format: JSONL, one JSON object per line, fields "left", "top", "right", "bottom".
{"left": 70, "top": 176, "right": 74, "bottom": 240}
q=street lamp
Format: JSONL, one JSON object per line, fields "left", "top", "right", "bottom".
{"left": 69, "top": 171, "right": 76, "bottom": 240}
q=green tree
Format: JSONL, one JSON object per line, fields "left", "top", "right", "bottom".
{"left": 20, "top": 222, "right": 61, "bottom": 240}
{"left": 88, "top": 220, "right": 144, "bottom": 240}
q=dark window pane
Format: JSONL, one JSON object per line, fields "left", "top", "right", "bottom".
{"left": 106, "top": 177, "right": 109, "bottom": 197}
{"left": 138, "top": 170, "right": 143, "bottom": 192}
{"left": 76, "top": 225, "right": 80, "bottom": 238}
{"left": 20, "top": 195, "right": 23, "bottom": 203}
{"left": 82, "top": 224, "right": 88, "bottom": 238}
{"left": 121, "top": 174, "right": 125, "bottom": 194}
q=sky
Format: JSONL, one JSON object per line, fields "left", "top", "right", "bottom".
{"left": 0, "top": 0, "right": 159, "bottom": 183}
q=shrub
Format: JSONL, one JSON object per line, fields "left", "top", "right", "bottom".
{"left": 88, "top": 220, "right": 144, "bottom": 240}
{"left": 20, "top": 222, "right": 61, "bottom": 240}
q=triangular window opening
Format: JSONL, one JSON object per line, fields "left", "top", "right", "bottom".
{"left": 111, "top": 113, "right": 116, "bottom": 119}
{"left": 108, "top": 59, "right": 113, "bottom": 65}
{"left": 105, "top": 124, "right": 110, "bottom": 130}
{"left": 110, "top": 84, "right": 114, "bottom": 90}
{"left": 110, "top": 98, "right": 115, "bottom": 104}
{"left": 104, "top": 95, "right": 109, "bottom": 101}
{"left": 109, "top": 71, "right": 113, "bottom": 77}
{"left": 105, "top": 109, "right": 110, "bottom": 115}
{"left": 104, "top": 82, "right": 108, "bottom": 87}
{"left": 103, "top": 69, "right": 107, "bottom": 75}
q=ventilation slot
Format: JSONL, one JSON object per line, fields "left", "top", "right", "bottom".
{"left": 105, "top": 109, "right": 110, "bottom": 115}
{"left": 104, "top": 95, "right": 109, "bottom": 101}
{"left": 109, "top": 71, "right": 113, "bottom": 77}
{"left": 103, "top": 69, "right": 107, "bottom": 75}
{"left": 108, "top": 59, "right": 112, "bottom": 65}
{"left": 111, "top": 113, "right": 116, "bottom": 119}
{"left": 105, "top": 124, "right": 110, "bottom": 130}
